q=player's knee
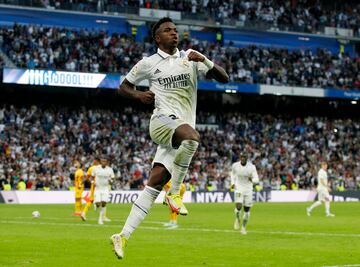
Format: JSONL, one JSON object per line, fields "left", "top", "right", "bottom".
{"left": 182, "top": 139, "right": 199, "bottom": 153}
{"left": 173, "top": 126, "right": 200, "bottom": 146}
{"left": 236, "top": 204, "right": 242, "bottom": 211}
{"left": 244, "top": 206, "right": 251, "bottom": 212}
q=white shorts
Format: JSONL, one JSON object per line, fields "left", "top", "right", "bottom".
{"left": 149, "top": 113, "right": 187, "bottom": 147}
{"left": 152, "top": 145, "right": 177, "bottom": 174}
{"left": 317, "top": 189, "right": 330, "bottom": 201}
{"left": 234, "top": 191, "right": 253, "bottom": 207}
{"left": 94, "top": 190, "right": 110, "bottom": 203}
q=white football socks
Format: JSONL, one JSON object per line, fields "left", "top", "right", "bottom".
{"left": 325, "top": 201, "right": 330, "bottom": 215}
{"left": 234, "top": 208, "right": 241, "bottom": 220}
{"left": 309, "top": 200, "right": 322, "bottom": 211}
{"left": 169, "top": 140, "right": 199, "bottom": 194}
{"left": 99, "top": 207, "right": 105, "bottom": 223}
{"left": 120, "top": 186, "right": 160, "bottom": 239}
{"left": 242, "top": 212, "right": 250, "bottom": 228}
{"left": 102, "top": 206, "right": 107, "bottom": 218}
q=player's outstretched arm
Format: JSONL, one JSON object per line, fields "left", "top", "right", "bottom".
{"left": 206, "top": 64, "right": 229, "bottom": 84}
{"left": 118, "top": 79, "right": 155, "bottom": 104}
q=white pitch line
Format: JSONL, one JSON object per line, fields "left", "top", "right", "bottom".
{"left": 322, "top": 265, "right": 360, "bottom": 267}
{"left": 1, "top": 220, "right": 360, "bottom": 238}
{"left": 13, "top": 216, "right": 166, "bottom": 225}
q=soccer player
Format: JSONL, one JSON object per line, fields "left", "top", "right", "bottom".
{"left": 230, "top": 152, "right": 259, "bottom": 235}
{"left": 74, "top": 161, "right": 84, "bottom": 216}
{"left": 110, "top": 17, "right": 229, "bottom": 259}
{"left": 163, "top": 181, "right": 186, "bottom": 229}
{"left": 306, "top": 162, "right": 335, "bottom": 217}
{"left": 81, "top": 158, "right": 99, "bottom": 221}
{"left": 92, "top": 156, "right": 115, "bottom": 225}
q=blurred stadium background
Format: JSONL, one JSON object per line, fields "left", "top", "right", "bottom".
{"left": 0, "top": 1, "right": 359, "bottom": 266}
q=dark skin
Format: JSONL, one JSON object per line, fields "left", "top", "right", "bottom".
{"left": 118, "top": 21, "right": 229, "bottom": 191}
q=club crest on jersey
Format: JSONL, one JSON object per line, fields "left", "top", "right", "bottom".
{"left": 131, "top": 65, "right": 138, "bottom": 75}
{"left": 182, "top": 59, "right": 189, "bottom": 67}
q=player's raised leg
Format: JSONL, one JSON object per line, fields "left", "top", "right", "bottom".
{"left": 166, "top": 124, "right": 199, "bottom": 215}
{"left": 307, "top": 200, "right": 321, "bottom": 216}
{"left": 110, "top": 164, "right": 170, "bottom": 259}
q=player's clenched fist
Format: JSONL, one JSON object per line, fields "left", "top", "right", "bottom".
{"left": 185, "top": 49, "right": 214, "bottom": 70}
{"left": 186, "top": 49, "right": 205, "bottom": 62}
{"left": 138, "top": 90, "right": 155, "bottom": 104}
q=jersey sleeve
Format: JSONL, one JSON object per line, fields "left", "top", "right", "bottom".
{"left": 125, "top": 57, "right": 151, "bottom": 85}
{"left": 110, "top": 169, "right": 115, "bottom": 179}
{"left": 251, "top": 165, "right": 259, "bottom": 184}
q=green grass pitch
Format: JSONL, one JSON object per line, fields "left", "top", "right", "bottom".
{"left": 1, "top": 202, "right": 360, "bottom": 267}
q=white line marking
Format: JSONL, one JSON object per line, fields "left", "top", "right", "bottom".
{"left": 1, "top": 220, "right": 360, "bottom": 238}
{"left": 322, "top": 265, "right": 360, "bottom": 267}
{"left": 13, "top": 216, "right": 166, "bottom": 225}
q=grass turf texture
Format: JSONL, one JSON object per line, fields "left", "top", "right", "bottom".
{"left": 0, "top": 202, "right": 359, "bottom": 267}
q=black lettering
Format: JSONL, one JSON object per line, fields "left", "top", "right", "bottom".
{"left": 123, "top": 193, "right": 130, "bottom": 203}
{"left": 130, "top": 193, "right": 139, "bottom": 203}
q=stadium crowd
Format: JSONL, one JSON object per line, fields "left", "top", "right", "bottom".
{"left": 1, "top": 24, "right": 360, "bottom": 90}
{"left": 0, "top": 104, "right": 359, "bottom": 192}
{"left": 38, "top": 0, "right": 360, "bottom": 35}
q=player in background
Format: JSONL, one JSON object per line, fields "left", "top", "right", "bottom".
{"left": 306, "top": 162, "right": 335, "bottom": 217}
{"left": 81, "top": 159, "right": 99, "bottom": 221}
{"left": 230, "top": 153, "right": 259, "bottom": 235}
{"left": 163, "top": 180, "right": 186, "bottom": 229}
{"left": 74, "top": 161, "right": 84, "bottom": 216}
{"left": 110, "top": 17, "right": 229, "bottom": 259}
{"left": 93, "top": 156, "right": 115, "bottom": 225}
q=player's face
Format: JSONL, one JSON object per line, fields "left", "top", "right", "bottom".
{"left": 156, "top": 22, "right": 179, "bottom": 49}
{"left": 100, "top": 159, "right": 108, "bottom": 168}
{"left": 322, "top": 163, "right": 328, "bottom": 170}
{"left": 240, "top": 156, "right": 247, "bottom": 166}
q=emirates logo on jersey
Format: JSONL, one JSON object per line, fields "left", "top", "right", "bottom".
{"left": 158, "top": 73, "right": 191, "bottom": 89}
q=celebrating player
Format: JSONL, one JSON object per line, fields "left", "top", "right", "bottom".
{"left": 230, "top": 152, "right": 259, "bottom": 235}
{"left": 73, "top": 161, "right": 84, "bottom": 216}
{"left": 306, "top": 162, "right": 335, "bottom": 217}
{"left": 81, "top": 158, "right": 99, "bottom": 221}
{"left": 110, "top": 17, "right": 229, "bottom": 259}
{"left": 92, "top": 156, "right": 115, "bottom": 225}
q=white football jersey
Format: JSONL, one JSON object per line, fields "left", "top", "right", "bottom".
{"left": 231, "top": 162, "right": 259, "bottom": 193}
{"left": 92, "top": 166, "right": 115, "bottom": 190}
{"left": 126, "top": 48, "right": 209, "bottom": 128}
{"left": 317, "top": 168, "right": 328, "bottom": 191}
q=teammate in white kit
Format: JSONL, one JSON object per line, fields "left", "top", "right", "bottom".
{"left": 93, "top": 156, "right": 115, "bottom": 225}
{"left": 110, "top": 17, "right": 229, "bottom": 259}
{"left": 230, "top": 153, "right": 259, "bottom": 235}
{"left": 306, "top": 162, "right": 335, "bottom": 217}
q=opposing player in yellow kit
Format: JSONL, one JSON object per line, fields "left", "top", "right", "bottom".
{"left": 81, "top": 159, "right": 99, "bottom": 221}
{"left": 163, "top": 181, "right": 186, "bottom": 229}
{"left": 74, "top": 161, "right": 84, "bottom": 216}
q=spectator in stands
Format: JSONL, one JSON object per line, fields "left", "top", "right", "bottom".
{"left": 1, "top": 24, "right": 359, "bottom": 90}
{"left": 0, "top": 104, "right": 358, "bottom": 192}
